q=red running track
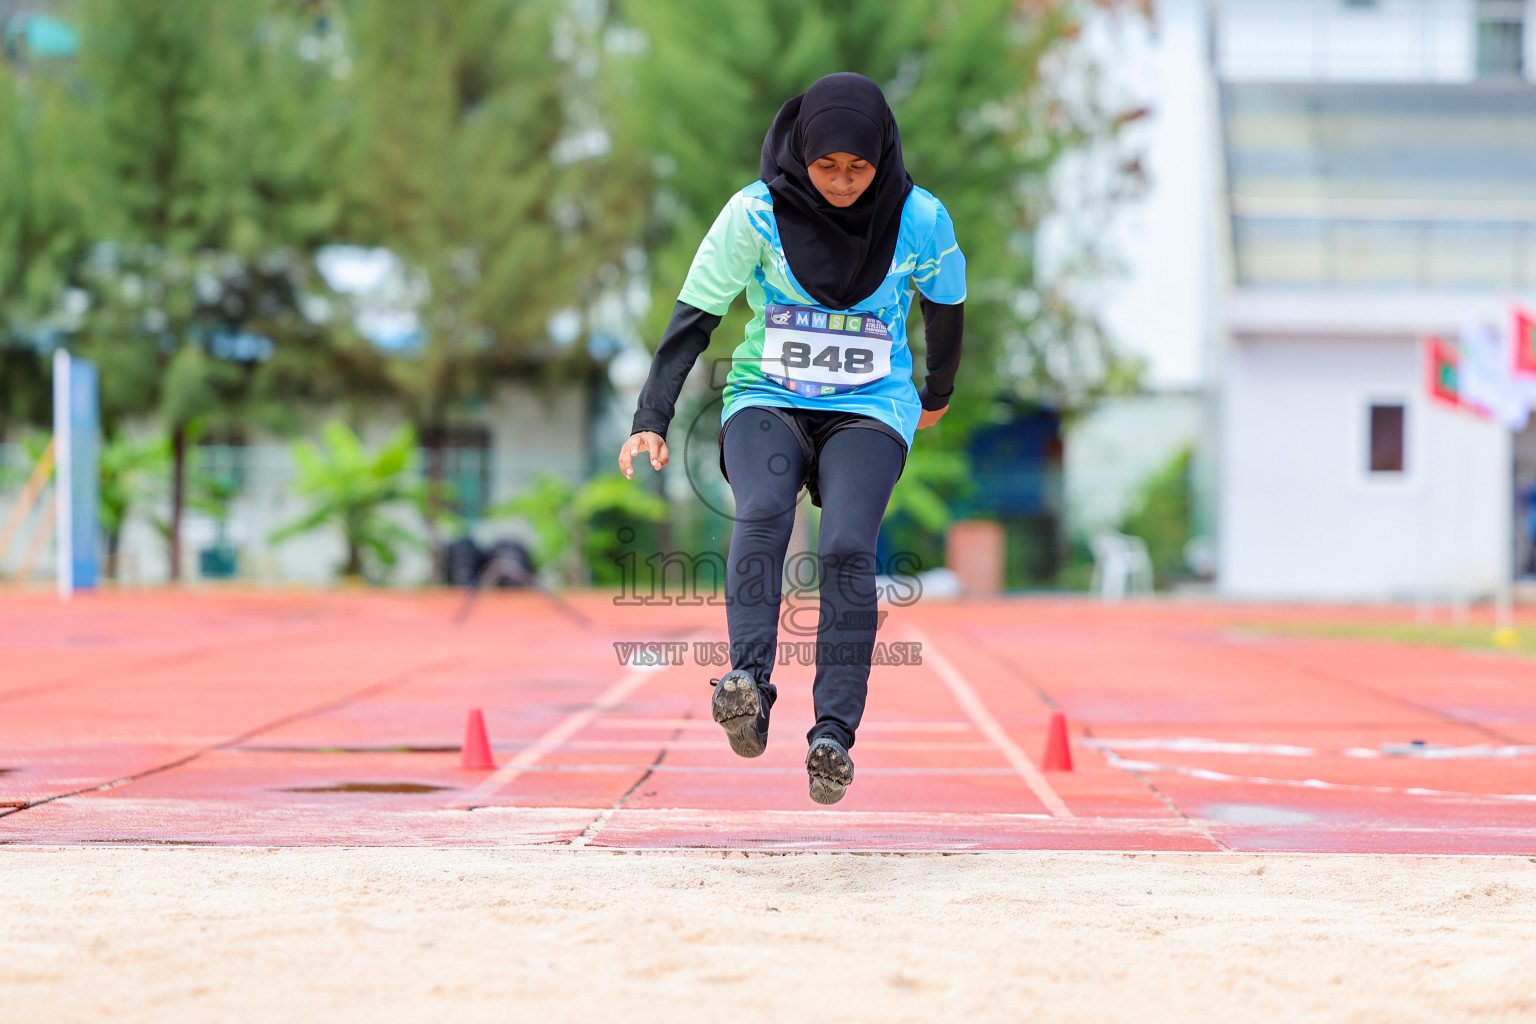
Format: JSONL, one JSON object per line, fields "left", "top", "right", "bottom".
{"left": 1, "top": 590, "right": 1533, "bottom": 853}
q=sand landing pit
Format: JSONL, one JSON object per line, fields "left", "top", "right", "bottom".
{"left": 2, "top": 848, "right": 1533, "bottom": 1023}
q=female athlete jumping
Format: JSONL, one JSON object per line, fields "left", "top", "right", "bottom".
{"left": 619, "top": 72, "right": 966, "bottom": 804}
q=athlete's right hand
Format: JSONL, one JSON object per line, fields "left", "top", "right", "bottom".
{"left": 619, "top": 431, "right": 669, "bottom": 478}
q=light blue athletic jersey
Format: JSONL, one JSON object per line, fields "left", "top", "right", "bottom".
{"left": 677, "top": 180, "right": 967, "bottom": 448}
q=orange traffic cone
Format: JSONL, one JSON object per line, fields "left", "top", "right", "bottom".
{"left": 1041, "top": 710, "right": 1073, "bottom": 772}
{"left": 460, "top": 708, "right": 496, "bottom": 770}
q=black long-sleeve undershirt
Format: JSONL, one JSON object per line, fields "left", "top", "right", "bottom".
{"left": 630, "top": 301, "right": 722, "bottom": 439}
{"left": 916, "top": 296, "right": 963, "bottom": 412}
{"left": 629, "top": 297, "right": 964, "bottom": 439}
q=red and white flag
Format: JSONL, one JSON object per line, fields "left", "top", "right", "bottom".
{"left": 1513, "top": 306, "right": 1536, "bottom": 379}
{"left": 1425, "top": 335, "right": 1462, "bottom": 408}
{"left": 1459, "top": 321, "right": 1528, "bottom": 429}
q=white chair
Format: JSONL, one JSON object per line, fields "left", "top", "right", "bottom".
{"left": 1089, "top": 530, "right": 1154, "bottom": 601}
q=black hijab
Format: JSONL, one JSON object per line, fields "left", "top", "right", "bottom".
{"left": 760, "top": 73, "right": 913, "bottom": 311}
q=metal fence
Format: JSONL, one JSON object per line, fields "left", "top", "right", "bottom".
{"left": 0, "top": 440, "right": 519, "bottom": 584}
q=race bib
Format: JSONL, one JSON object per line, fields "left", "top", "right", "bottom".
{"left": 760, "top": 305, "right": 893, "bottom": 396}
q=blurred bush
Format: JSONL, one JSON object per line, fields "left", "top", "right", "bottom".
{"left": 270, "top": 421, "right": 439, "bottom": 581}
{"left": 1115, "top": 444, "right": 1194, "bottom": 589}
{"left": 489, "top": 471, "right": 668, "bottom": 587}
{"left": 98, "top": 431, "right": 168, "bottom": 577}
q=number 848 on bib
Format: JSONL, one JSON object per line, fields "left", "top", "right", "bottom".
{"left": 761, "top": 304, "right": 893, "bottom": 395}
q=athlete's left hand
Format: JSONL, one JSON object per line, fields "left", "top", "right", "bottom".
{"left": 917, "top": 405, "right": 948, "bottom": 429}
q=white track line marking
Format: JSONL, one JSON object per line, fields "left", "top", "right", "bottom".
{"left": 1099, "top": 750, "right": 1536, "bottom": 802}
{"left": 909, "top": 628, "right": 1073, "bottom": 818}
{"left": 452, "top": 632, "right": 709, "bottom": 808}
{"left": 559, "top": 739, "right": 995, "bottom": 752}
{"left": 590, "top": 717, "right": 975, "bottom": 733}
{"left": 1086, "top": 737, "right": 1536, "bottom": 760}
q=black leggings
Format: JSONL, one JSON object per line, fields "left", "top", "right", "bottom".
{"left": 721, "top": 407, "right": 905, "bottom": 749}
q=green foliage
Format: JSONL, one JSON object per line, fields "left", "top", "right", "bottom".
{"left": 98, "top": 432, "right": 169, "bottom": 565}
{"left": 492, "top": 474, "right": 574, "bottom": 571}
{"left": 70, "top": 1, "right": 345, "bottom": 255}
{"left": 270, "top": 422, "right": 432, "bottom": 580}
{"left": 490, "top": 471, "right": 668, "bottom": 585}
{"left": 44, "top": 0, "right": 377, "bottom": 574}
{"left": 883, "top": 448, "right": 968, "bottom": 533}
{"left": 1001, "top": 514, "right": 1061, "bottom": 590}
{"left": 106, "top": 434, "right": 247, "bottom": 574}
{"left": 1116, "top": 445, "right": 1193, "bottom": 589}
{"left": 876, "top": 447, "right": 973, "bottom": 578}
{"left": 1056, "top": 534, "right": 1098, "bottom": 592}
{"left": 576, "top": 475, "right": 672, "bottom": 585}
{"left": 0, "top": 430, "right": 51, "bottom": 492}
{"left": 338, "top": 0, "right": 639, "bottom": 427}
{"left": 187, "top": 461, "right": 241, "bottom": 528}
{"left": 0, "top": 50, "right": 79, "bottom": 430}
{"left": 572, "top": 474, "right": 670, "bottom": 528}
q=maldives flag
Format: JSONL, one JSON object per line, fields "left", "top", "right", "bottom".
{"left": 1513, "top": 306, "right": 1536, "bottom": 378}
{"left": 1426, "top": 335, "right": 1461, "bottom": 407}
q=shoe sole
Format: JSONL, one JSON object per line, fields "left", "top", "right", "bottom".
{"left": 711, "top": 674, "right": 766, "bottom": 758}
{"left": 806, "top": 739, "right": 854, "bottom": 805}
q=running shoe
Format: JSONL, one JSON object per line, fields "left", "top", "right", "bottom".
{"left": 710, "top": 669, "right": 770, "bottom": 758}
{"left": 805, "top": 735, "right": 854, "bottom": 805}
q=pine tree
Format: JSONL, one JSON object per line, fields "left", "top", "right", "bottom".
{"left": 333, "top": 0, "right": 646, "bottom": 570}
{"left": 0, "top": 51, "right": 80, "bottom": 431}
{"left": 337, "top": 0, "right": 641, "bottom": 428}
{"left": 63, "top": 0, "right": 364, "bottom": 578}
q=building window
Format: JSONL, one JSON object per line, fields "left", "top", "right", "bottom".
{"left": 196, "top": 430, "right": 247, "bottom": 491}
{"left": 420, "top": 426, "right": 491, "bottom": 521}
{"left": 1476, "top": 0, "right": 1525, "bottom": 78}
{"left": 1368, "top": 404, "right": 1406, "bottom": 474}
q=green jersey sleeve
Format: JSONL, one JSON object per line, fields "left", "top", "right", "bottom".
{"left": 676, "top": 189, "right": 766, "bottom": 317}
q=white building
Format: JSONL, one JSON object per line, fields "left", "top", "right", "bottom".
{"left": 1209, "top": 0, "right": 1536, "bottom": 599}
{"left": 1053, "top": 0, "right": 1215, "bottom": 548}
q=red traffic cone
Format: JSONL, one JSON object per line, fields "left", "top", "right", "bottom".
{"left": 1041, "top": 710, "right": 1074, "bottom": 772}
{"left": 460, "top": 708, "right": 496, "bottom": 770}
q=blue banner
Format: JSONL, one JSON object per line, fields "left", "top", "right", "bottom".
{"left": 52, "top": 350, "right": 99, "bottom": 595}
{"left": 69, "top": 359, "right": 99, "bottom": 590}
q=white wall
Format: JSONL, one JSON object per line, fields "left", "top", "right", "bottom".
{"left": 1064, "top": 392, "right": 1205, "bottom": 538}
{"left": 1218, "top": 0, "right": 1481, "bottom": 83}
{"left": 478, "top": 380, "right": 591, "bottom": 506}
{"left": 28, "top": 378, "right": 594, "bottom": 589}
{"left": 1220, "top": 333, "right": 1510, "bottom": 598}
{"left": 1511, "top": 422, "right": 1536, "bottom": 575}
{"left": 1042, "top": 0, "right": 1215, "bottom": 391}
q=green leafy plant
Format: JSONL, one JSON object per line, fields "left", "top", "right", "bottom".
{"left": 490, "top": 472, "right": 668, "bottom": 586}
{"left": 862, "top": 449, "right": 972, "bottom": 577}
{"left": 1116, "top": 445, "right": 1194, "bottom": 589}
{"left": 188, "top": 449, "right": 247, "bottom": 578}
{"left": 0, "top": 431, "right": 52, "bottom": 491}
{"left": 98, "top": 432, "right": 169, "bottom": 577}
{"left": 883, "top": 449, "right": 970, "bottom": 534}
{"left": 187, "top": 464, "right": 240, "bottom": 526}
{"left": 270, "top": 422, "right": 439, "bottom": 582}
